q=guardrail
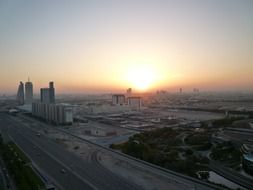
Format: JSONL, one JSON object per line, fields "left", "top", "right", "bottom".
{"left": 57, "top": 127, "right": 226, "bottom": 190}
{"left": 14, "top": 113, "right": 227, "bottom": 190}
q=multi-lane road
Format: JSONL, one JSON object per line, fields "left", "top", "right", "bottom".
{"left": 0, "top": 113, "right": 143, "bottom": 190}
{"left": 0, "top": 113, "right": 223, "bottom": 190}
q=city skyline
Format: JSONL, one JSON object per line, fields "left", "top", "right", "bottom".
{"left": 1, "top": 0, "right": 253, "bottom": 94}
{"left": 1, "top": 1, "right": 253, "bottom": 189}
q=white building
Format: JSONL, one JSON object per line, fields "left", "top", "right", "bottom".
{"left": 112, "top": 94, "right": 125, "bottom": 105}
{"left": 32, "top": 102, "right": 73, "bottom": 125}
{"left": 127, "top": 97, "right": 142, "bottom": 108}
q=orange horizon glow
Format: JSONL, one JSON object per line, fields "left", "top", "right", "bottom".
{"left": 1, "top": 1, "right": 253, "bottom": 94}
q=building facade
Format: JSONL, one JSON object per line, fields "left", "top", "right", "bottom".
{"left": 32, "top": 102, "right": 73, "bottom": 125}
{"left": 112, "top": 94, "right": 125, "bottom": 105}
{"left": 127, "top": 97, "right": 142, "bottom": 108}
{"left": 49, "top": 81, "right": 55, "bottom": 103}
{"left": 40, "top": 82, "right": 55, "bottom": 103}
{"left": 17, "top": 81, "right": 25, "bottom": 105}
{"left": 25, "top": 79, "right": 33, "bottom": 104}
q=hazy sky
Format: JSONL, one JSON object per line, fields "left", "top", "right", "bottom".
{"left": 0, "top": 0, "right": 253, "bottom": 94}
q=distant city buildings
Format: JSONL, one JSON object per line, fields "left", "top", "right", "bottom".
{"left": 25, "top": 78, "right": 33, "bottom": 104}
{"left": 112, "top": 94, "right": 125, "bottom": 105}
{"left": 127, "top": 97, "right": 142, "bottom": 108}
{"left": 32, "top": 81, "right": 73, "bottom": 125}
{"left": 16, "top": 79, "right": 34, "bottom": 105}
{"left": 111, "top": 94, "right": 142, "bottom": 109}
{"left": 156, "top": 90, "right": 167, "bottom": 94}
{"left": 193, "top": 88, "right": 199, "bottom": 93}
{"left": 41, "top": 82, "right": 55, "bottom": 103}
{"left": 17, "top": 81, "right": 25, "bottom": 105}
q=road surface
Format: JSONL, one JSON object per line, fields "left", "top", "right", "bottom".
{"left": 0, "top": 113, "right": 142, "bottom": 190}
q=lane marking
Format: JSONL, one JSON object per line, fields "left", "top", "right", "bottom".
{"left": 7, "top": 126, "right": 98, "bottom": 190}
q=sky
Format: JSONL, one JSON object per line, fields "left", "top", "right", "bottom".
{"left": 0, "top": 0, "right": 253, "bottom": 94}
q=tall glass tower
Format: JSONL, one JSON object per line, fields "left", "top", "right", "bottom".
{"left": 25, "top": 78, "right": 33, "bottom": 104}
{"left": 17, "top": 81, "right": 24, "bottom": 105}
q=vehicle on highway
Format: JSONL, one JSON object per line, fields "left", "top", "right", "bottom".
{"left": 60, "top": 169, "right": 66, "bottom": 174}
{"left": 45, "top": 183, "right": 56, "bottom": 190}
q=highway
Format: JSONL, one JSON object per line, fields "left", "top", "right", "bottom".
{"left": 0, "top": 113, "right": 227, "bottom": 190}
{"left": 209, "top": 161, "right": 253, "bottom": 190}
{"left": 0, "top": 113, "right": 142, "bottom": 190}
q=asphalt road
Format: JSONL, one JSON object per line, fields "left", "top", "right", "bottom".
{"left": 0, "top": 113, "right": 225, "bottom": 190}
{"left": 0, "top": 113, "right": 142, "bottom": 190}
{"left": 209, "top": 161, "right": 253, "bottom": 190}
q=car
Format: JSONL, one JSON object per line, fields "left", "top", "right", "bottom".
{"left": 60, "top": 169, "right": 66, "bottom": 174}
{"left": 36, "top": 133, "right": 41, "bottom": 137}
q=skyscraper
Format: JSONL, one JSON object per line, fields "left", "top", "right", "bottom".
{"left": 17, "top": 81, "right": 24, "bottom": 105}
{"left": 40, "top": 82, "right": 55, "bottom": 104}
{"left": 25, "top": 78, "right": 33, "bottom": 104}
{"left": 41, "top": 88, "right": 50, "bottom": 103}
{"left": 49, "top": 81, "right": 55, "bottom": 103}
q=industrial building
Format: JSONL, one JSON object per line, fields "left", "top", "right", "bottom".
{"left": 32, "top": 102, "right": 73, "bottom": 125}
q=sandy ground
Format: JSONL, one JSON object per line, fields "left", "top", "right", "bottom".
{"left": 16, "top": 116, "right": 195, "bottom": 190}
{"left": 97, "top": 150, "right": 193, "bottom": 190}
{"left": 46, "top": 130, "right": 193, "bottom": 190}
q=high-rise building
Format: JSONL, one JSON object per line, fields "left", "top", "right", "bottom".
{"left": 17, "top": 81, "right": 24, "bottom": 105}
{"left": 41, "top": 88, "right": 50, "bottom": 103}
{"left": 40, "top": 82, "right": 55, "bottom": 103}
{"left": 25, "top": 78, "right": 33, "bottom": 104}
{"left": 49, "top": 81, "right": 55, "bottom": 103}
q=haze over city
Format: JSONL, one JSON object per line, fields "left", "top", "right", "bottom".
{"left": 1, "top": 1, "right": 253, "bottom": 190}
{"left": 1, "top": 0, "right": 253, "bottom": 94}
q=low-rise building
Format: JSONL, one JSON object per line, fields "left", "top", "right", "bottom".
{"left": 83, "top": 127, "right": 117, "bottom": 137}
{"left": 127, "top": 97, "right": 142, "bottom": 108}
{"left": 112, "top": 94, "right": 125, "bottom": 105}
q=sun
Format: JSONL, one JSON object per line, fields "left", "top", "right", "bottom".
{"left": 126, "top": 65, "right": 155, "bottom": 91}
